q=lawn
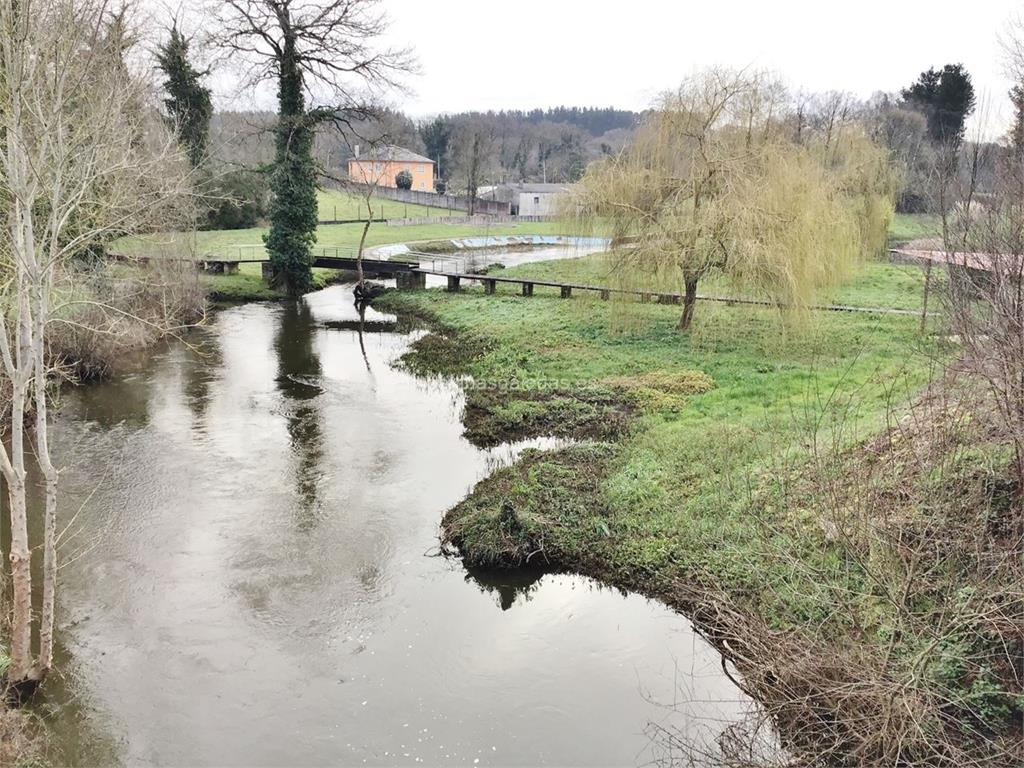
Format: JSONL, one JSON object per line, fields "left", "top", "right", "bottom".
{"left": 116, "top": 220, "right": 565, "bottom": 262}
{"left": 485, "top": 251, "right": 933, "bottom": 311}
{"left": 889, "top": 212, "right": 940, "bottom": 242}
{"left": 118, "top": 210, "right": 937, "bottom": 263}
{"left": 316, "top": 188, "right": 466, "bottom": 221}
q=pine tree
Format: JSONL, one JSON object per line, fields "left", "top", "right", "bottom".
{"left": 901, "top": 64, "right": 975, "bottom": 146}
{"left": 155, "top": 26, "right": 212, "bottom": 168}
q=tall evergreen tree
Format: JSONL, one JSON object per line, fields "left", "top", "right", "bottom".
{"left": 419, "top": 116, "right": 452, "bottom": 180}
{"left": 215, "top": 0, "right": 410, "bottom": 296}
{"left": 1010, "top": 84, "right": 1024, "bottom": 157}
{"left": 155, "top": 25, "right": 212, "bottom": 168}
{"left": 901, "top": 64, "right": 976, "bottom": 146}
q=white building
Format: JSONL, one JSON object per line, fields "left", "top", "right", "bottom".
{"left": 477, "top": 183, "right": 568, "bottom": 216}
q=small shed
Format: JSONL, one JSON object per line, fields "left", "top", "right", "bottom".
{"left": 477, "top": 183, "right": 569, "bottom": 216}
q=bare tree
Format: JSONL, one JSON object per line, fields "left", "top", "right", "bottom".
{"left": 0, "top": 0, "right": 191, "bottom": 688}
{"left": 450, "top": 120, "right": 496, "bottom": 215}
{"left": 211, "top": 0, "right": 413, "bottom": 294}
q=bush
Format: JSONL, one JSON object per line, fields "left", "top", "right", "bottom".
{"left": 395, "top": 169, "right": 413, "bottom": 190}
{"left": 202, "top": 169, "right": 270, "bottom": 230}
{"left": 434, "top": 178, "right": 447, "bottom": 195}
{"left": 50, "top": 259, "right": 207, "bottom": 380}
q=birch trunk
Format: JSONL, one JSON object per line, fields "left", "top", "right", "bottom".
{"left": 0, "top": 0, "right": 193, "bottom": 687}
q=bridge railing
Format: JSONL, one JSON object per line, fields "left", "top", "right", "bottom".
{"left": 202, "top": 244, "right": 369, "bottom": 263}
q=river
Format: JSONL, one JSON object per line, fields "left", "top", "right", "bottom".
{"left": 29, "top": 250, "right": 747, "bottom": 766}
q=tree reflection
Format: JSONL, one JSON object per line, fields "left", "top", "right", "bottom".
{"left": 182, "top": 332, "right": 223, "bottom": 433}
{"left": 463, "top": 563, "right": 546, "bottom": 611}
{"left": 273, "top": 300, "right": 326, "bottom": 531}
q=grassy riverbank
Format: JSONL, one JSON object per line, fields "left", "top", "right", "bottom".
{"left": 375, "top": 253, "right": 1022, "bottom": 765}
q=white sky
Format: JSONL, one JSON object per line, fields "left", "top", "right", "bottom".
{"left": 380, "top": 0, "right": 1022, "bottom": 132}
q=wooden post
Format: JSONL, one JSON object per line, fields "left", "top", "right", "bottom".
{"left": 521, "top": 282, "right": 534, "bottom": 296}
{"left": 920, "top": 260, "right": 933, "bottom": 333}
{"left": 600, "top": 289, "right": 610, "bottom": 300}
{"left": 484, "top": 279, "right": 496, "bottom": 295}
{"left": 560, "top": 286, "right": 572, "bottom": 299}
{"left": 446, "top": 275, "right": 461, "bottom": 292}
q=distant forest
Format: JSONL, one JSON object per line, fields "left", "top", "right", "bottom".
{"left": 209, "top": 106, "right": 641, "bottom": 197}
{"left": 490, "top": 107, "right": 639, "bottom": 135}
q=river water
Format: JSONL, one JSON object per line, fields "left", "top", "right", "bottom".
{"left": 30, "top": 253, "right": 747, "bottom": 766}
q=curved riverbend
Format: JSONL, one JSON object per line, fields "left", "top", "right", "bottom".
{"left": 35, "top": 279, "right": 748, "bottom": 766}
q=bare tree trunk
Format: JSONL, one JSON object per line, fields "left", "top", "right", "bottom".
{"left": 7, "top": 308, "right": 33, "bottom": 682}
{"left": 355, "top": 197, "right": 373, "bottom": 292}
{"left": 920, "top": 260, "right": 933, "bottom": 333}
{"left": 34, "top": 286, "right": 58, "bottom": 677}
{"left": 679, "top": 276, "right": 699, "bottom": 330}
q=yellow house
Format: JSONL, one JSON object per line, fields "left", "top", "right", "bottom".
{"left": 347, "top": 145, "right": 435, "bottom": 191}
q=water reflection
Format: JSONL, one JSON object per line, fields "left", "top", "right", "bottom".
{"left": 464, "top": 564, "right": 546, "bottom": 611}
{"left": 31, "top": 282, "right": 748, "bottom": 767}
{"left": 273, "top": 301, "right": 327, "bottom": 529}
{"left": 181, "top": 334, "right": 222, "bottom": 433}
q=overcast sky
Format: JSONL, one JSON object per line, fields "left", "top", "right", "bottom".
{"left": 379, "top": 0, "right": 1021, "bottom": 132}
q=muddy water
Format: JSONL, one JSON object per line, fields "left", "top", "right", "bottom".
{"left": 35, "top": 279, "right": 748, "bottom": 766}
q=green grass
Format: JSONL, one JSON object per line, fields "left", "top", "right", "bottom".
{"left": 375, "top": 255, "right": 1023, "bottom": 760}
{"left": 119, "top": 210, "right": 934, "bottom": 263}
{"left": 890, "top": 212, "right": 940, "bottom": 242}
{"left": 490, "top": 252, "right": 932, "bottom": 311}
{"left": 316, "top": 188, "right": 466, "bottom": 221}
{"left": 116, "top": 220, "right": 565, "bottom": 261}
{"left": 376, "top": 255, "right": 940, "bottom": 611}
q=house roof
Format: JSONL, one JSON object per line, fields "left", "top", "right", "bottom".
{"left": 509, "top": 183, "right": 569, "bottom": 194}
{"left": 478, "top": 182, "right": 570, "bottom": 202}
{"left": 350, "top": 145, "right": 435, "bottom": 164}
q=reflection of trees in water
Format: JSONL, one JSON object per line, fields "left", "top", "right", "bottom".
{"left": 182, "top": 331, "right": 223, "bottom": 431}
{"left": 273, "top": 300, "right": 326, "bottom": 531}
{"left": 72, "top": 372, "right": 152, "bottom": 429}
{"left": 463, "top": 564, "right": 546, "bottom": 611}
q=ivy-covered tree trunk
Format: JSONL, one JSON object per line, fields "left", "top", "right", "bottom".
{"left": 265, "top": 32, "right": 317, "bottom": 296}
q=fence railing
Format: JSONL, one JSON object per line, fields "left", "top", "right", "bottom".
{"left": 386, "top": 214, "right": 557, "bottom": 227}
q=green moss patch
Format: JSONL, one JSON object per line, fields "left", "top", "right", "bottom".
{"left": 443, "top": 442, "right": 619, "bottom": 569}
{"left": 463, "top": 385, "right": 632, "bottom": 447}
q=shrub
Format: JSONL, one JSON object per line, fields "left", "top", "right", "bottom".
{"left": 202, "top": 169, "right": 271, "bottom": 230}
{"left": 395, "top": 169, "right": 413, "bottom": 190}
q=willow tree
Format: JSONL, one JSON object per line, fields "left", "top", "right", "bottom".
{"left": 213, "top": 0, "right": 412, "bottom": 296}
{"left": 571, "top": 70, "right": 896, "bottom": 330}
{"left": 0, "top": 0, "right": 191, "bottom": 688}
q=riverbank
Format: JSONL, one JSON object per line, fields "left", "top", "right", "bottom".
{"left": 374, "top": 253, "right": 1023, "bottom": 765}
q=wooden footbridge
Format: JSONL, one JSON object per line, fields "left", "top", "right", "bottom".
{"left": 201, "top": 246, "right": 419, "bottom": 276}
{"left": 412, "top": 268, "right": 923, "bottom": 316}
{"left": 129, "top": 243, "right": 924, "bottom": 317}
